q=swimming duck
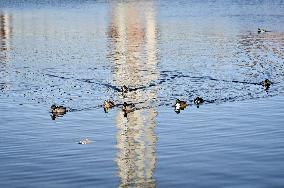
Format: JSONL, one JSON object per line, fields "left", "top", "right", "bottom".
{"left": 103, "top": 100, "right": 115, "bottom": 113}
{"left": 173, "top": 99, "right": 187, "bottom": 114}
{"left": 121, "top": 85, "right": 128, "bottom": 93}
{"left": 50, "top": 104, "right": 66, "bottom": 114}
{"left": 78, "top": 138, "right": 91, "bottom": 145}
{"left": 262, "top": 79, "right": 271, "bottom": 89}
{"left": 122, "top": 102, "right": 135, "bottom": 117}
{"left": 194, "top": 97, "right": 204, "bottom": 106}
{"left": 258, "top": 28, "right": 267, "bottom": 33}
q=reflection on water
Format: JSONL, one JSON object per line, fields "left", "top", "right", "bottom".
{"left": 0, "top": 12, "right": 11, "bottom": 61}
{"left": 108, "top": 1, "right": 158, "bottom": 187}
{"left": 0, "top": 11, "right": 12, "bottom": 92}
{"left": 107, "top": 1, "right": 159, "bottom": 104}
{"left": 0, "top": 12, "right": 11, "bottom": 54}
{"left": 115, "top": 109, "right": 157, "bottom": 187}
{"left": 0, "top": 1, "right": 284, "bottom": 187}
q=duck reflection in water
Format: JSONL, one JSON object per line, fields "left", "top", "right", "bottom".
{"left": 122, "top": 102, "right": 135, "bottom": 117}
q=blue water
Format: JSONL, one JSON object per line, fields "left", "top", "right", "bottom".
{"left": 1, "top": 0, "right": 284, "bottom": 187}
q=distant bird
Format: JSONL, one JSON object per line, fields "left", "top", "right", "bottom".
{"left": 50, "top": 104, "right": 66, "bottom": 120}
{"left": 173, "top": 99, "right": 187, "bottom": 113}
{"left": 258, "top": 28, "right": 268, "bottom": 33}
{"left": 50, "top": 104, "right": 66, "bottom": 114}
{"left": 194, "top": 97, "right": 204, "bottom": 107}
{"left": 103, "top": 100, "right": 115, "bottom": 113}
{"left": 121, "top": 85, "right": 128, "bottom": 93}
{"left": 262, "top": 79, "right": 271, "bottom": 90}
{"left": 78, "top": 138, "right": 91, "bottom": 145}
{"left": 122, "top": 102, "right": 135, "bottom": 117}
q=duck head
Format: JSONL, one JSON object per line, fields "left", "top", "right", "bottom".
{"left": 194, "top": 97, "right": 204, "bottom": 107}
{"left": 50, "top": 104, "right": 57, "bottom": 110}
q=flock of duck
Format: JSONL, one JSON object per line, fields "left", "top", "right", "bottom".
{"left": 50, "top": 78, "right": 271, "bottom": 117}
{"left": 49, "top": 28, "right": 271, "bottom": 144}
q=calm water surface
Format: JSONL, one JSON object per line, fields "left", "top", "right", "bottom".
{"left": 0, "top": 0, "right": 284, "bottom": 187}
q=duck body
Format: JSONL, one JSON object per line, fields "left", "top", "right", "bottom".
{"left": 173, "top": 99, "right": 187, "bottom": 113}
{"left": 262, "top": 79, "right": 271, "bottom": 89}
{"left": 174, "top": 99, "right": 187, "bottom": 109}
{"left": 103, "top": 100, "right": 114, "bottom": 108}
{"left": 194, "top": 97, "right": 204, "bottom": 105}
{"left": 50, "top": 104, "right": 66, "bottom": 114}
{"left": 103, "top": 100, "right": 115, "bottom": 113}
{"left": 121, "top": 85, "right": 128, "bottom": 93}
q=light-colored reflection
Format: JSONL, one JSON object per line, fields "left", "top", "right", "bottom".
{"left": 0, "top": 11, "right": 12, "bottom": 92}
{"left": 0, "top": 11, "right": 11, "bottom": 62}
{"left": 107, "top": 1, "right": 159, "bottom": 95}
{"left": 108, "top": 1, "right": 159, "bottom": 187}
{"left": 115, "top": 109, "right": 157, "bottom": 187}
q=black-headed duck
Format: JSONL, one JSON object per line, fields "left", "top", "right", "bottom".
{"left": 194, "top": 97, "right": 204, "bottom": 106}
{"left": 103, "top": 100, "right": 115, "bottom": 113}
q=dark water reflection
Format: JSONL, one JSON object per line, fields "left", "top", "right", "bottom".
{"left": 0, "top": 0, "right": 284, "bottom": 187}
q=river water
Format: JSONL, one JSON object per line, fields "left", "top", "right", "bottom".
{"left": 0, "top": 0, "right": 284, "bottom": 187}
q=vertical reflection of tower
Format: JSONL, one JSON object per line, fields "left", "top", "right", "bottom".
{"left": 107, "top": 2, "right": 159, "bottom": 187}
{"left": 0, "top": 12, "right": 11, "bottom": 62}
{"left": 0, "top": 11, "right": 12, "bottom": 92}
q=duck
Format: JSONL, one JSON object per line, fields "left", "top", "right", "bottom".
{"left": 121, "top": 85, "right": 128, "bottom": 93}
{"left": 194, "top": 97, "right": 204, "bottom": 106}
{"left": 103, "top": 100, "right": 115, "bottom": 113}
{"left": 78, "top": 138, "right": 91, "bottom": 145}
{"left": 173, "top": 99, "right": 186, "bottom": 109}
{"left": 262, "top": 79, "right": 271, "bottom": 89}
{"left": 122, "top": 102, "right": 135, "bottom": 117}
{"left": 173, "top": 99, "right": 187, "bottom": 113}
{"left": 258, "top": 28, "right": 267, "bottom": 33}
{"left": 50, "top": 104, "right": 66, "bottom": 114}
